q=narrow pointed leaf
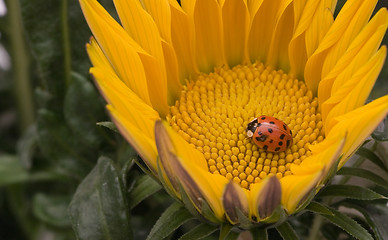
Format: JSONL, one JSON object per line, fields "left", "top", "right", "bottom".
{"left": 356, "top": 147, "right": 388, "bottom": 173}
{"left": 321, "top": 207, "right": 373, "bottom": 240}
{"left": 372, "top": 131, "right": 388, "bottom": 141}
{"left": 306, "top": 202, "right": 334, "bottom": 216}
{"left": 276, "top": 221, "right": 299, "bottom": 240}
{"left": 337, "top": 167, "right": 388, "bottom": 189}
{"left": 146, "top": 202, "right": 194, "bottom": 240}
{"left": 96, "top": 121, "right": 118, "bottom": 133}
{"left": 340, "top": 202, "right": 388, "bottom": 240}
{"left": 178, "top": 223, "right": 217, "bottom": 240}
{"left": 317, "top": 185, "right": 386, "bottom": 200}
{"left": 129, "top": 174, "right": 162, "bottom": 209}
{"left": 68, "top": 157, "right": 132, "bottom": 240}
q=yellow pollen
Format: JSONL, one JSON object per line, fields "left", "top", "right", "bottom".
{"left": 167, "top": 63, "right": 324, "bottom": 189}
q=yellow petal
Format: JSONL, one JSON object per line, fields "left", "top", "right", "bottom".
{"left": 142, "top": 0, "right": 172, "bottom": 43}
{"left": 324, "top": 47, "right": 386, "bottom": 132}
{"left": 222, "top": 0, "right": 249, "bottom": 67}
{"left": 266, "top": 0, "right": 293, "bottom": 71}
{"left": 327, "top": 95, "right": 388, "bottom": 166}
{"left": 86, "top": 37, "right": 115, "bottom": 75}
{"left": 321, "top": 0, "right": 378, "bottom": 79}
{"left": 189, "top": 0, "right": 226, "bottom": 73}
{"left": 304, "top": 0, "right": 365, "bottom": 95}
{"left": 318, "top": 8, "right": 388, "bottom": 105}
{"left": 280, "top": 172, "right": 322, "bottom": 214}
{"left": 288, "top": 0, "right": 332, "bottom": 79}
{"left": 108, "top": 106, "right": 158, "bottom": 173}
{"left": 79, "top": 0, "right": 152, "bottom": 106}
{"left": 161, "top": 121, "right": 208, "bottom": 171}
{"left": 155, "top": 121, "right": 227, "bottom": 220}
{"left": 169, "top": 0, "right": 199, "bottom": 82}
{"left": 90, "top": 67, "right": 159, "bottom": 139}
{"left": 162, "top": 40, "right": 182, "bottom": 104}
{"left": 248, "top": 0, "right": 284, "bottom": 64}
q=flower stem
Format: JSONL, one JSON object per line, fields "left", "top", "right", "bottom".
{"left": 8, "top": 0, "right": 35, "bottom": 131}
{"left": 61, "top": 0, "right": 71, "bottom": 86}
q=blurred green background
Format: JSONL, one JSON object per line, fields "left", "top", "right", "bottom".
{"left": 0, "top": 0, "right": 387, "bottom": 240}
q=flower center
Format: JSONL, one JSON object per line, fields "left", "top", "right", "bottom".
{"left": 167, "top": 63, "right": 324, "bottom": 189}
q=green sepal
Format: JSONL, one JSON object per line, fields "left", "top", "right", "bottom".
{"left": 128, "top": 174, "right": 162, "bottom": 209}
{"left": 276, "top": 221, "right": 299, "bottom": 240}
{"left": 317, "top": 185, "right": 386, "bottom": 200}
{"left": 146, "top": 202, "right": 194, "bottom": 240}
{"left": 219, "top": 223, "right": 234, "bottom": 240}
{"left": 320, "top": 206, "right": 373, "bottom": 240}
{"left": 261, "top": 205, "right": 287, "bottom": 224}
{"left": 178, "top": 223, "right": 217, "bottom": 240}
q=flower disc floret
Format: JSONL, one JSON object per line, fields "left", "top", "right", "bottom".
{"left": 167, "top": 63, "right": 324, "bottom": 189}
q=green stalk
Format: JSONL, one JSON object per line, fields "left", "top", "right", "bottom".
{"left": 61, "top": 0, "right": 71, "bottom": 86}
{"left": 8, "top": 0, "right": 34, "bottom": 131}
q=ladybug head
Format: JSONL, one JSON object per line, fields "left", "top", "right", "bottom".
{"left": 246, "top": 118, "right": 258, "bottom": 138}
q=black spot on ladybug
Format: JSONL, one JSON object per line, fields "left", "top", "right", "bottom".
{"left": 263, "top": 145, "right": 268, "bottom": 151}
{"left": 286, "top": 140, "right": 291, "bottom": 147}
{"left": 275, "top": 147, "right": 280, "bottom": 152}
{"left": 269, "top": 121, "right": 275, "bottom": 124}
{"left": 258, "top": 131, "right": 262, "bottom": 135}
{"left": 280, "top": 134, "right": 285, "bottom": 140}
{"left": 269, "top": 139, "right": 273, "bottom": 143}
{"left": 261, "top": 116, "right": 266, "bottom": 120}
{"left": 278, "top": 141, "right": 283, "bottom": 146}
{"left": 268, "top": 128, "right": 273, "bottom": 133}
{"left": 283, "top": 124, "right": 287, "bottom": 131}
{"left": 256, "top": 135, "right": 267, "bottom": 142}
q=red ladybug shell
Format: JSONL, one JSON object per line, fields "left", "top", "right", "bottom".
{"left": 246, "top": 116, "right": 293, "bottom": 152}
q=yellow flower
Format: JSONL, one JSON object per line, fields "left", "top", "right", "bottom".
{"left": 80, "top": 0, "right": 388, "bottom": 225}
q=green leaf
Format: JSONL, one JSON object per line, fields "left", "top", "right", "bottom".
{"left": 128, "top": 174, "right": 162, "bottom": 209}
{"left": 306, "top": 202, "right": 334, "bottom": 216}
{"left": 276, "top": 221, "right": 299, "bottom": 240}
{"left": 321, "top": 207, "right": 373, "bottom": 240}
{"left": 68, "top": 156, "right": 132, "bottom": 240}
{"left": 16, "top": 124, "right": 37, "bottom": 169}
{"left": 178, "top": 223, "right": 217, "bottom": 240}
{"left": 317, "top": 185, "right": 386, "bottom": 200}
{"left": 64, "top": 72, "right": 105, "bottom": 149}
{"left": 337, "top": 167, "right": 388, "bottom": 189}
{"left": 358, "top": 204, "right": 388, "bottom": 240}
{"left": 146, "top": 202, "right": 194, "bottom": 240}
{"left": 32, "top": 193, "right": 71, "bottom": 227}
{"left": 356, "top": 147, "right": 388, "bottom": 173}
{"left": 0, "top": 155, "right": 28, "bottom": 187}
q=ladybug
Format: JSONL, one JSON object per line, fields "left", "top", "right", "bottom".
{"left": 246, "top": 116, "right": 293, "bottom": 152}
